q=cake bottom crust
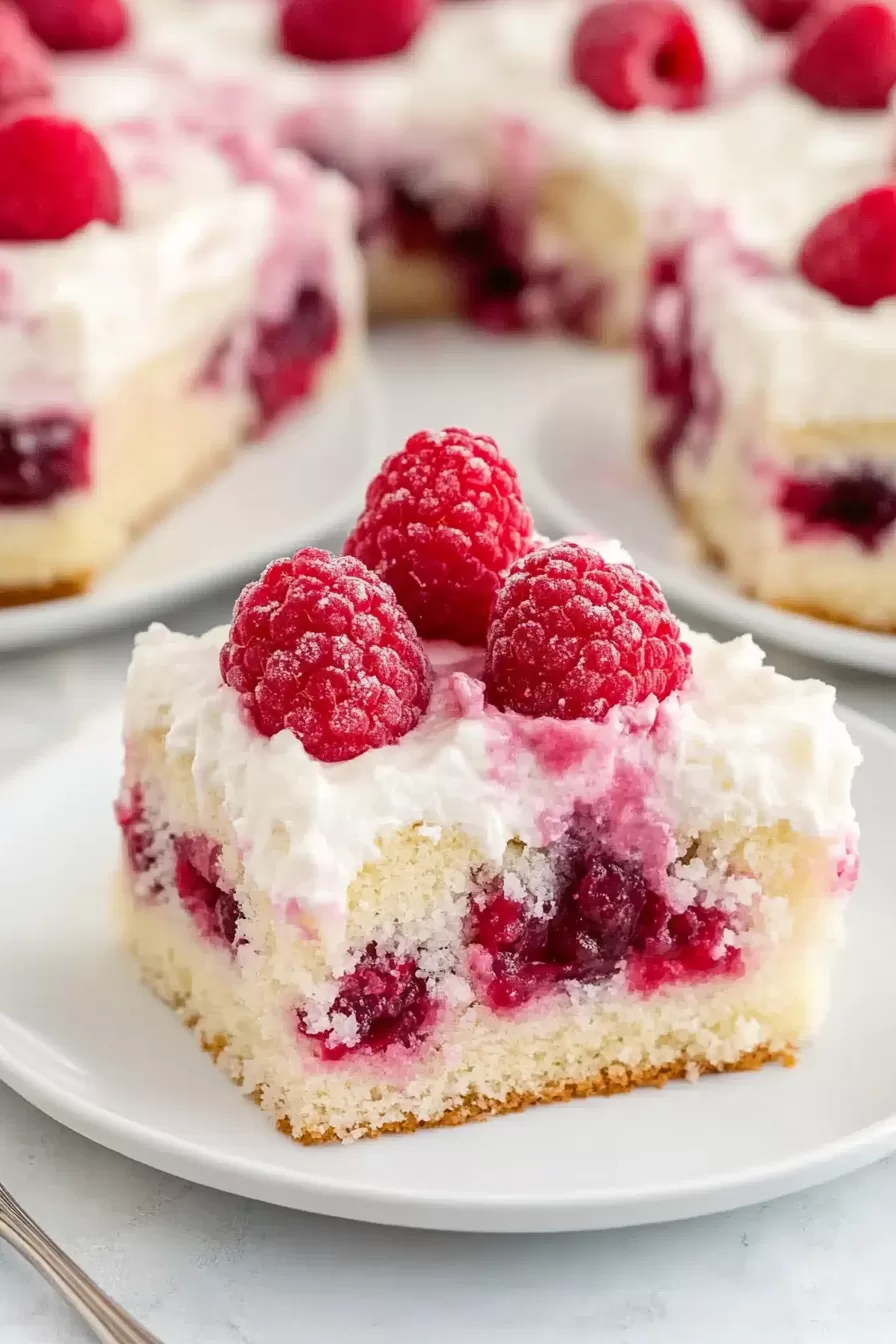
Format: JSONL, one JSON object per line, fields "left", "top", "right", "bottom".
{"left": 159, "top": 976, "right": 796, "bottom": 1147}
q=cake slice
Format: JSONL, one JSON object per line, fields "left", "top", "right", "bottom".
{"left": 0, "top": 55, "right": 361, "bottom": 605}
{"left": 638, "top": 5, "right": 896, "bottom": 629}
{"left": 137, "top": 0, "right": 774, "bottom": 339}
{"left": 116, "top": 427, "right": 859, "bottom": 1143}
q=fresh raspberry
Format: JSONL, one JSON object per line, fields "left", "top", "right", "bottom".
{"left": 0, "top": 116, "right": 121, "bottom": 242}
{"left": 279, "top": 0, "right": 434, "bottom": 62}
{"left": 219, "top": 548, "right": 432, "bottom": 762}
{"left": 344, "top": 427, "right": 534, "bottom": 645}
{"left": 788, "top": 1, "right": 896, "bottom": 109}
{"left": 798, "top": 185, "right": 896, "bottom": 309}
{"left": 484, "top": 541, "right": 690, "bottom": 721}
{"left": 742, "top": 0, "right": 814, "bottom": 32}
{"left": 570, "top": 0, "right": 706, "bottom": 113}
{"left": 0, "top": 2, "right": 52, "bottom": 113}
{"left": 14, "top": 0, "right": 129, "bottom": 51}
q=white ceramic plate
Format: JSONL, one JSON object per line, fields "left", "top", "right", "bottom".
{"left": 0, "top": 370, "right": 382, "bottom": 653}
{"left": 1, "top": 708, "right": 894, "bottom": 1234}
{"left": 520, "top": 361, "right": 896, "bottom": 675}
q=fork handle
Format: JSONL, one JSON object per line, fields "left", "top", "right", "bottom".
{"left": 0, "top": 1186, "right": 162, "bottom": 1344}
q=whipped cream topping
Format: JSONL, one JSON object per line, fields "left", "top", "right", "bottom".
{"left": 125, "top": 577, "right": 859, "bottom": 944}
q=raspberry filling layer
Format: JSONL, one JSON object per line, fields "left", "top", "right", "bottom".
{"left": 249, "top": 285, "right": 340, "bottom": 429}
{"left": 297, "top": 945, "right": 433, "bottom": 1061}
{"left": 777, "top": 468, "right": 896, "bottom": 550}
{"left": 384, "top": 183, "right": 604, "bottom": 336}
{"left": 467, "top": 841, "right": 742, "bottom": 1009}
{"left": 641, "top": 248, "right": 694, "bottom": 482}
{"left": 0, "top": 414, "right": 90, "bottom": 506}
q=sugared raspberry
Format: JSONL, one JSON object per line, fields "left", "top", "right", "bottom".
{"left": 0, "top": 2, "right": 52, "bottom": 112}
{"left": 798, "top": 185, "right": 896, "bottom": 309}
{"left": 570, "top": 0, "right": 706, "bottom": 113}
{"left": 219, "top": 548, "right": 432, "bottom": 762}
{"left": 279, "top": 0, "right": 434, "bottom": 62}
{"left": 0, "top": 116, "right": 121, "bottom": 242}
{"left": 14, "top": 0, "right": 129, "bottom": 51}
{"left": 742, "top": 0, "right": 814, "bottom": 32}
{"left": 788, "top": 1, "right": 896, "bottom": 109}
{"left": 484, "top": 541, "right": 690, "bottom": 721}
{"left": 344, "top": 427, "right": 534, "bottom": 645}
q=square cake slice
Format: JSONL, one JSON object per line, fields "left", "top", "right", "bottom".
{"left": 116, "top": 427, "right": 859, "bottom": 1143}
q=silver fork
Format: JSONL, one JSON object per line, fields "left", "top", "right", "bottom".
{"left": 0, "top": 1181, "right": 162, "bottom": 1343}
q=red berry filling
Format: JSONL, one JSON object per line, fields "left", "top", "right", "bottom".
{"left": 641, "top": 248, "right": 695, "bottom": 484}
{"left": 280, "top": 0, "right": 434, "bottom": 63}
{"left": 484, "top": 541, "right": 690, "bottom": 722}
{"left": 467, "top": 843, "right": 742, "bottom": 1010}
{"left": 627, "top": 893, "right": 742, "bottom": 992}
{"left": 386, "top": 184, "right": 606, "bottom": 338}
{"left": 297, "top": 944, "right": 433, "bottom": 1060}
{"left": 0, "top": 415, "right": 91, "bottom": 507}
{"left": 15, "top": 0, "right": 129, "bottom": 51}
{"left": 788, "top": 1, "right": 896, "bottom": 110}
{"left": 249, "top": 285, "right": 340, "bottom": 430}
{"left": 570, "top": 0, "right": 707, "bottom": 113}
{"left": 742, "top": 0, "right": 814, "bottom": 32}
{"left": 173, "top": 836, "right": 245, "bottom": 949}
{"left": 777, "top": 468, "right": 896, "bottom": 550}
{"left": 0, "top": 1, "right": 53, "bottom": 114}
{"left": 640, "top": 246, "right": 723, "bottom": 485}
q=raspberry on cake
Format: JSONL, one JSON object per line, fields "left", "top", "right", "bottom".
{"left": 116, "top": 430, "right": 859, "bottom": 1144}
{"left": 15, "top": 0, "right": 130, "bottom": 51}
{"left": 0, "top": 56, "right": 363, "bottom": 605}
{"left": 344, "top": 426, "right": 535, "bottom": 644}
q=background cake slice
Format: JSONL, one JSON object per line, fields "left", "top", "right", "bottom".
{"left": 0, "top": 52, "right": 363, "bottom": 605}
{"left": 116, "top": 428, "right": 860, "bottom": 1143}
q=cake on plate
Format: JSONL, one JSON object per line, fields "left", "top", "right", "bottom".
{"left": 0, "top": 35, "right": 361, "bottom": 605}
{"left": 136, "top": 0, "right": 775, "bottom": 339}
{"left": 116, "top": 427, "right": 860, "bottom": 1143}
{"left": 637, "top": 3, "right": 896, "bottom": 629}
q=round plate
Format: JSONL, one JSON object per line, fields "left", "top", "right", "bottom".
{"left": 0, "top": 707, "right": 894, "bottom": 1234}
{"left": 0, "top": 369, "right": 382, "bottom": 653}
{"left": 520, "top": 362, "right": 896, "bottom": 675}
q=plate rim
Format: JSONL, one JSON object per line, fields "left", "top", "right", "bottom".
{"left": 518, "top": 421, "right": 896, "bottom": 677}
{"left": 0, "top": 705, "right": 894, "bottom": 1233}
{"left": 0, "top": 365, "right": 384, "bottom": 654}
